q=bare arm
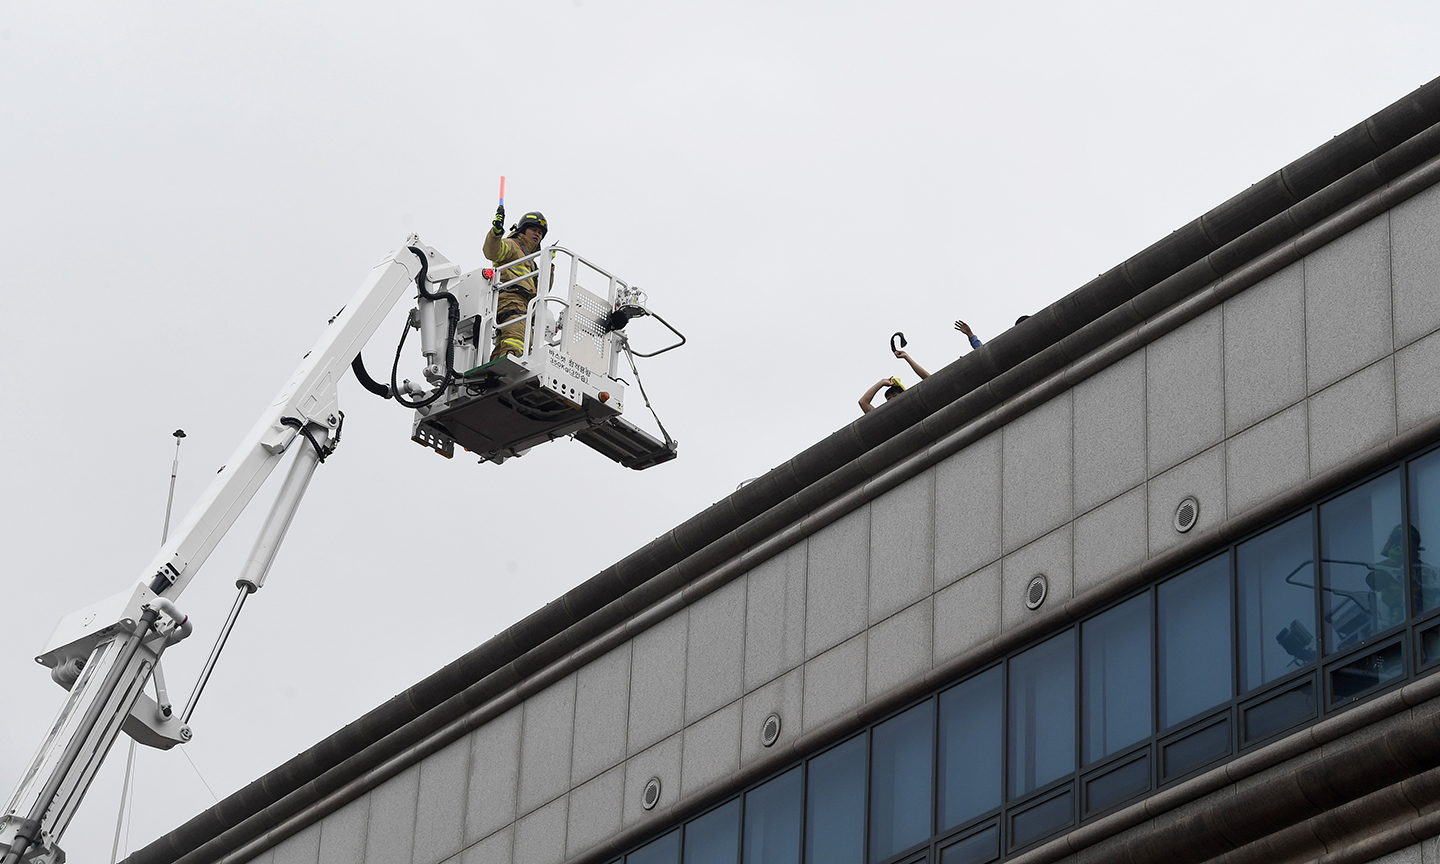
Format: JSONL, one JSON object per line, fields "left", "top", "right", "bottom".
{"left": 859, "top": 378, "right": 892, "bottom": 414}
{"left": 895, "top": 349, "right": 929, "bottom": 380}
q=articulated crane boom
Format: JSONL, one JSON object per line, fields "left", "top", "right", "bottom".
{"left": 0, "top": 237, "right": 681, "bottom": 864}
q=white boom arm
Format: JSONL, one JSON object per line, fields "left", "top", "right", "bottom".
{"left": 1, "top": 231, "right": 681, "bottom": 864}
{"left": 0, "top": 238, "right": 449, "bottom": 864}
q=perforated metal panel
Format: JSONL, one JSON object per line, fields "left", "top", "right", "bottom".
{"left": 566, "top": 285, "right": 612, "bottom": 377}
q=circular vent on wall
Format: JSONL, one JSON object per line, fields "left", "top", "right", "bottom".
{"left": 761, "top": 713, "right": 782, "bottom": 747}
{"left": 642, "top": 776, "right": 662, "bottom": 810}
{"left": 1175, "top": 496, "right": 1200, "bottom": 533}
{"left": 1025, "top": 574, "right": 1048, "bottom": 611}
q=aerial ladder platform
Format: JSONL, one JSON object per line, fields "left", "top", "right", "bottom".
{"left": 0, "top": 236, "right": 682, "bottom": 864}
{"left": 406, "top": 242, "right": 681, "bottom": 469}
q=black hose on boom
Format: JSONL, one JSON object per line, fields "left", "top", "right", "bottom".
{"left": 350, "top": 353, "right": 391, "bottom": 398}
{"left": 280, "top": 416, "right": 340, "bottom": 463}
{"left": 391, "top": 246, "right": 461, "bottom": 410}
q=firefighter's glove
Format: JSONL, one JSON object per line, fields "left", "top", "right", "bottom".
{"left": 491, "top": 206, "right": 506, "bottom": 236}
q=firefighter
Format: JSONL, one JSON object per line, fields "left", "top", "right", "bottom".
{"left": 484, "top": 206, "right": 549, "bottom": 361}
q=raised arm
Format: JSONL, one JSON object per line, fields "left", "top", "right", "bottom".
{"left": 954, "top": 319, "right": 982, "bottom": 350}
{"left": 859, "top": 377, "right": 894, "bottom": 414}
{"left": 895, "top": 349, "right": 929, "bottom": 380}
{"left": 483, "top": 205, "right": 507, "bottom": 262}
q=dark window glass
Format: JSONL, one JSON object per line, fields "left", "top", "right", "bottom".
{"left": 687, "top": 799, "right": 741, "bottom": 864}
{"left": 1320, "top": 470, "right": 1404, "bottom": 653}
{"left": 869, "top": 701, "right": 934, "bottom": 862}
{"left": 1008, "top": 630, "right": 1076, "bottom": 798}
{"left": 743, "top": 767, "right": 801, "bottom": 864}
{"left": 805, "top": 735, "right": 865, "bottom": 864}
{"left": 628, "top": 829, "right": 680, "bottom": 864}
{"left": 1422, "top": 621, "right": 1440, "bottom": 666}
{"left": 1159, "top": 716, "right": 1231, "bottom": 782}
{"left": 1157, "top": 555, "right": 1232, "bottom": 728}
{"left": 1237, "top": 513, "right": 1316, "bottom": 692}
{"left": 1082, "top": 594, "right": 1152, "bottom": 764}
{"left": 1082, "top": 753, "right": 1149, "bottom": 816}
{"left": 1409, "top": 449, "right": 1440, "bottom": 616}
{"left": 938, "top": 666, "right": 1002, "bottom": 831}
{"left": 1330, "top": 640, "right": 1404, "bottom": 703}
{"left": 1241, "top": 679, "right": 1315, "bottom": 744}
{"left": 940, "top": 825, "right": 999, "bottom": 864}
{"left": 1009, "top": 789, "right": 1073, "bottom": 849}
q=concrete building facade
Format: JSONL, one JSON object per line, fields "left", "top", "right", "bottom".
{"left": 128, "top": 77, "right": 1440, "bottom": 864}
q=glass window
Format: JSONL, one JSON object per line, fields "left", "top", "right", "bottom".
{"left": 869, "top": 700, "right": 934, "bottom": 862}
{"left": 628, "top": 829, "right": 680, "bottom": 864}
{"left": 1320, "top": 470, "right": 1404, "bottom": 653}
{"left": 1008, "top": 630, "right": 1076, "bottom": 798}
{"left": 805, "top": 734, "right": 865, "bottom": 864}
{"left": 938, "top": 666, "right": 1002, "bottom": 831}
{"left": 687, "top": 799, "right": 740, "bottom": 864}
{"left": 1157, "top": 555, "right": 1232, "bottom": 728}
{"left": 1237, "top": 513, "right": 1316, "bottom": 692}
{"left": 743, "top": 767, "right": 801, "bottom": 864}
{"left": 1082, "top": 594, "right": 1152, "bottom": 764}
{"left": 1330, "top": 640, "right": 1404, "bottom": 703}
{"left": 940, "top": 825, "right": 1000, "bottom": 864}
{"left": 1409, "top": 449, "right": 1440, "bottom": 616}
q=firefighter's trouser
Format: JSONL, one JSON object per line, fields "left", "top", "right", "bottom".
{"left": 491, "top": 290, "right": 532, "bottom": 361}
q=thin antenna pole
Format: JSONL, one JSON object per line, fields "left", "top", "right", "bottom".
{"left": 162, "top": 430, "right": 186, "bottom": 543}
{"left": 110, "top": 429, "right": 186, "bottom": 864}
{"left": 108, "top": 742, "right": 136, "bottom": 864}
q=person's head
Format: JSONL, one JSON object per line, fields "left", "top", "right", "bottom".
{"left": 515, "top": 211, "right": 548, "bottom": 245}
{"left": 1382, "top": 523, "right": 1425, "bottom": 562}
{"left": 884, "top": 379, "right": 905, "bottom": 401}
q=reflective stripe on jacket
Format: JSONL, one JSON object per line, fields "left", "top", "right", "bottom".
{"left": 482, "top": 232, "right": 541, "bottom": 299}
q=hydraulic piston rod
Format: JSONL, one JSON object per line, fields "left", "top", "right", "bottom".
{"left": 236, "top": 433, "right": 325, "bottom": 595}
{"left": 184, "top": 432, "right": 325, "bottom": 725}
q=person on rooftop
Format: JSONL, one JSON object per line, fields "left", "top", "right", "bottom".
{"left": 859, "top": 349, "right": 930, "bottom": 414}
{"left": 955, "top": 319, "right": 983, "bottom": 351}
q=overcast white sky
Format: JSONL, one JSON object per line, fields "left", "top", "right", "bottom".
{"left": 2, "top": 2, "right": 1439, "bottom": 861}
